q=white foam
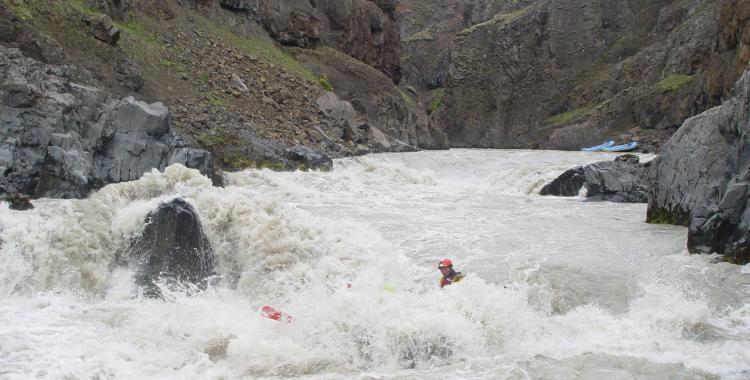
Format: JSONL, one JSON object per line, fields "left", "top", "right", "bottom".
{"left": 1, "top": 150, "right": 748, "bottom": 379}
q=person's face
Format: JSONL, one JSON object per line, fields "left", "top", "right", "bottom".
{"left": 439, "top": 266, "right": 451, "bottom": 276}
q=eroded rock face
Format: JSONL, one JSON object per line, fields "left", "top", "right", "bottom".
{"left": 124, "top": 198, "right": 216, "bottom": 297}
{"left": 648, "top": 70, "right": 750, "bottom": 263}
{"left": 399, "top": 0, "right": 748, "bottom": 151}
{"left": 540, "top": 155, "right": 650, "bottom": 203}
{"left": 297, "top": 49, "right": 449, "bottom": 152}
{"left": 0, "top": 46, "right": 220, "bottom": 199}
{"left": 256, "top": 0, "right": 402, "bottom": 82}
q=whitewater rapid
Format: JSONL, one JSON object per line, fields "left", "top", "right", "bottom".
{"left": 1, "top": 149, "right": 749, "bottom": 379}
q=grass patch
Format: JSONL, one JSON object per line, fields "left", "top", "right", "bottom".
{"left": 115, "top": 20, "right": 159, "bottom": 46}
{"left": 427, "top": 88, "right": 444, "bottom": 115}
{"left": 159, "top": 58, "right": 177, "bottom": 67}
{"left": 318, "top": 73, "right": 333, "bottom": 91}
{"left": 192, "top": 12, "right": 315, "bottom": 82}
{"left": 654, "top": 74, "right": 695, "bottom": 93}
{"left": 196, "top": 132, "right": 235, "bottom": 148}
{"left": 221, "top": 154, "right": 288, "bottom": 171}
{"left": 404, "top": 29, "right": 435, "bottom": 43}
{"left": 397, "top": 87, "right": 417, "bottom": 107}
{"left": 646, "top": 206, "right": 688, "bottom": 225}
{"left": 546, "top": 104, "right": 595, "bottom": 126}
{"left": 458, "top": 6, "right": 532, "bottom": 36}
{"left": 4, "top": 0, "right": 33, "bottom": 20}
{"left": 202, "top": 91, "right": 226, "bottom": 107}
{"left": 112, "top": 19, "right": 165, "bottom": 67}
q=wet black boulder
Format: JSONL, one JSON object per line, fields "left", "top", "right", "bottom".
{"left": 124, "top": 198, "right": 216, "bottom": 297}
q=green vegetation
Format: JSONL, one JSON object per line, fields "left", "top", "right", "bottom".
{"left": 458, "top": 6, "right": 532, "bottom": 36}
{"left": 654, "top": 74, "right": 695, "bottom": 93}
{"left": 112, "top": 19, "right": 165, "bottom": 68}
{"left": 115, "top": 20, "right": 159, "bottom": 46}
{"left": 159, "top": 59, "right": 177, "bottom": 67}
{"left": 404, "top": 29, "right": 435, "bottom": 43}
{"left": 427, "top": 88, "right": 445, "bottom": 115}
{"left": 545, "top": 104, "right": 595, "bottom": 125}
{"left": 600, "top": 32, "right": 648, "bottom": 62}
{"left": 397, "top": 88, "right": 417, "bottom": 107}
{"left": 4, "top": 0, "right": 32, "bottom": 20}
{"left": 575, "top": 63, "right": 612, "bottom": 88}
{"left": 191, "top": 12, "right": 315, "bottom": 82}
{"left": 646, "top": 206, "right": 693, "bottom": 226}
{"left": 318, "top": 73, "right": 333, "bottom": 91}
{"left": 196, "top": 132, "right": 235, "bottom": 148}
{"left": 646, "top": 207, "right": 683, "bottom": 225}
{"left": 220, "top": 153, "right": 291, "bottom": 171}
{"left": 197, "top": 133, "right": 290, "bottom": 171}
{"left": 200, "top": 91, "right": 226, "bottom": 107}
{"left": 46, "top": 0, "right": 99, "bottom": 17}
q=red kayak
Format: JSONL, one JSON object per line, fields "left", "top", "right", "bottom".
{"left": 260, "top": 305, "right": 293, "bottom": 323}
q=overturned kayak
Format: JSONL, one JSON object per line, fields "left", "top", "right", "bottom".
{"left": 601, "top": 141, "right": 638, "bottom": 152}
{"left": 581, "top": 140, "right": 615, "bottom": 152}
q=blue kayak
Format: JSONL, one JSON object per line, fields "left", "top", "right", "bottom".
{"left": 601, "top": 141, "right": 638, "bottom": 152}
{"left": 581, "top": 140, "right": 615, "bottom": 152}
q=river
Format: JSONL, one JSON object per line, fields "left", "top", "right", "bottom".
{"left": 1, "top": 149, "right": 749, "bottom": 379}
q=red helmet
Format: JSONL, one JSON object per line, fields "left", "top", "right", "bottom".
{"left": 438, "top": 258, "right": 453, "bottom": 268}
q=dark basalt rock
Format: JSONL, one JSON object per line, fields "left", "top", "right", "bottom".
{"left": 540, "top": 166, "right": 585, "bottom": 197}
{"left": 124, "top": 198, "right": 216, "bottom": 297}
{"left": 0, "top": 193, "right": 33, "bottom": 211}
{"left": 541, "top": 155, "right": 650, "bottom": 203}
{"left": 0, "top": 46, "right": 220, "bottom": 199}
{"left": 285, "top": 145, "right": 333, "bottom": 171}
{"left": 649, "top": 70, "right": 750, "bottom": 263}
{"left": 582, "top": 160, "right": 650, "bottom": 203}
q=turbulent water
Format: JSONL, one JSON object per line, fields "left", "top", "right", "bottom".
{"left": 1, "top": 149, "right": 749, "bottom": 380}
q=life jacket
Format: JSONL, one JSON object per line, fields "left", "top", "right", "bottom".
{"left": 440, "top": 271, "right": 464, "bottom": 288}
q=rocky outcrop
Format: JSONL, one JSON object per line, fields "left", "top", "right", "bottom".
{"left": 253, "top": 0, "right": 402, "bottom": 82}
{"left": 0, "top": 46, "right": 220, "bottom": 199}
{"left": 648, "top": 69, "right": 750, "bottom": 263}
{"left": 398, "top": 0, "right": 749, "bottom": 151}
{"left": 541, "top": 155, "right": 650, "bottom": 203}
{"left": 89, "top": 14, "right": 120, "bottom": 45}
{"left": 540, "top": 167, "right": 586, "bottom": 197}
{"left": 296, "top": 48, "right": 449, "bottom": 152}
{"left": 123, "top": 198, "right": 216, "bottom": 297}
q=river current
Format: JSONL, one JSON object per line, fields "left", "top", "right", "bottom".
{"left": 1, "top": 149, "right": 749, "bottom": 379}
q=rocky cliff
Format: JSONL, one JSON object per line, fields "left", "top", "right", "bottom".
{"left": 0, "top": 46, "right": 219, "bottom": 198}
{"left": 0, "top": 0, "right": 447, "bottom": 199}
{"left": 648, "top": 69, "right": 750, "bottom": 264}
{"left": 398, "top": 0, "right": 750, "bottom": 151}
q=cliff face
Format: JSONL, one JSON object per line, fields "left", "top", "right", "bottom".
{"left": 399, "top": 0, "right": 749, "bottom": 152}
{"left": 0, "top": 46, "right": 219, "bottom": 198}
{"left": 0, "top": 0, "right": 446, "bottom": 199}
{"left": 648, "top": 69, "right": 750, "bottom": 264}
{"left": 236, "top": 0, "right": 402, "bottom": 83}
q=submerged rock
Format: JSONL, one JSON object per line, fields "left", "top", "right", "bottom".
{"left": 0, "top": 193, "right": 33, "bottom": 211}
{"left": 649, "top": 69, "right": 750, "bottom": 263}
{"left": 540, "top": 155, "right": 650, "bottom": 203}
{"left": 539, "top": 167, "right": 585, "bottom": 197}
{"left": 124, "top": 198, "right": 216, "bottom": 297}
{"left": 285, "top": 145, "right": 333, "bottom": 171}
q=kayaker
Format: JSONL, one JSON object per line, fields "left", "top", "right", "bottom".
{"left": 438, "top": 258, "right": 464, "bottom": 288}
